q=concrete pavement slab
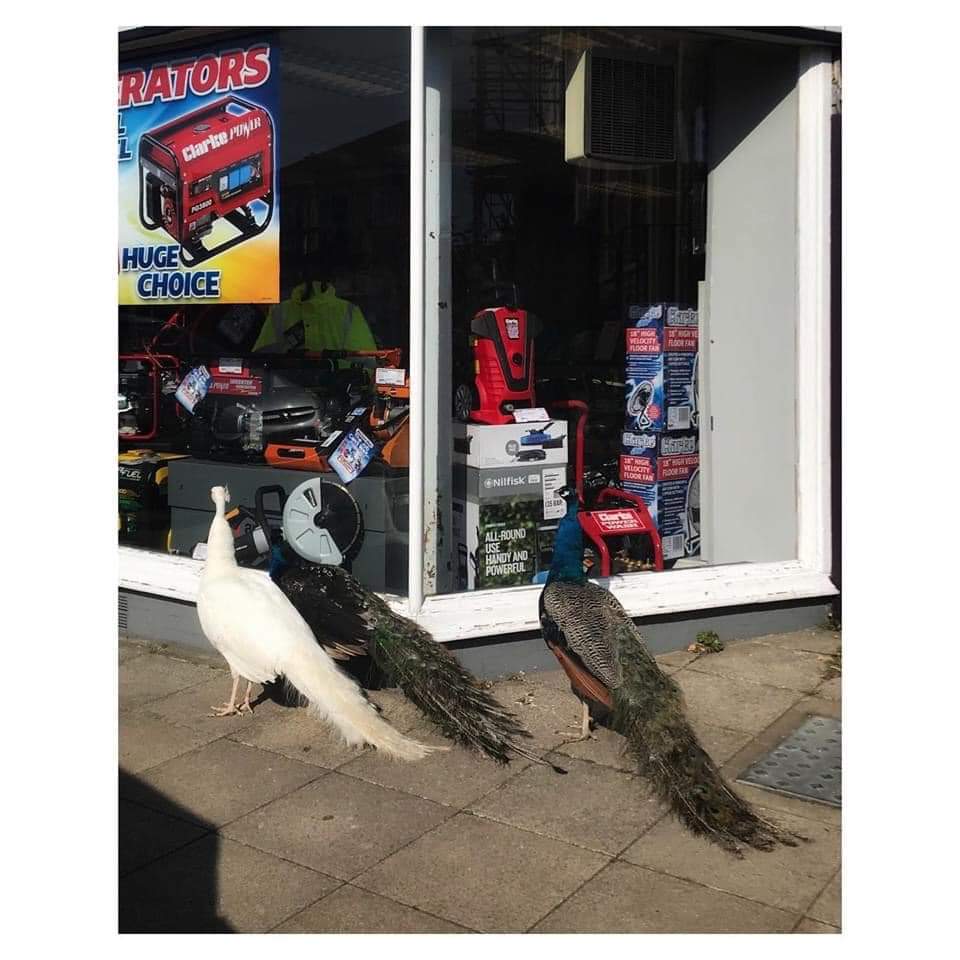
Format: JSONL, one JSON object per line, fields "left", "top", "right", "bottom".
{"left": 338, "top": 719, "right": 528, "bottom": 808}
{"left": 119, "top": 834, "right": 338, "bottom": 933}
{"left": 121, "top": 738, "right": 322, "bottom": 827}
{"left": 752, "top": 628, "right": 841, "bottom": 655}
{"left": 621, "top": 804, "right": 840, "bottom": 913}
{"left": 119, "top": 800, "right": 209, "bottom": 876}
{"left": 273, "top": 884, "right": 471, "bottom": 933}
{"left": 532, "top": 860, "right": 797, "bottom": 933}
{"left": 119, "top": 653, "right": 220, "bottom": 711}
{"left": 222, "top": 772, "right": 452, "bottom": 880}
{"left": 469, "top": 754, "right": 662, "bottom": 855}
{"left": 672, "top": 669, "right": 803, "bottom": 734}
{"left": 808, "top": 869, "right": 841, "bottom": 926}
{"left": 120, "top": 711, "right": 226, "bottom": 774}
{"left": 353, "top": 812, "right": 608, "bottom": 933}
{"left": 685, "top": 640, "right": 826, "bottom": 692}
{"left": 795, "top": 918, "right": 840, "bottom": 933}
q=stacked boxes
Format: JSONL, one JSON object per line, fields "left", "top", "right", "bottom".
{"left": 621, "top": 304, "right": 701, "bottom": 563}
{"left": 452, "top": 420, "right": 568, "bottom": 589}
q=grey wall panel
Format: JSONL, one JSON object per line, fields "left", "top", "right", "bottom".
{"left": 703, "top": 43, "right": 799, "bottom": 564}
{"left": 121, "top": 588, "right": 829, "bottom": 679}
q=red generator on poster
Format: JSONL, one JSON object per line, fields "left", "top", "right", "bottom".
{"left": 138, "top": 95, "right": 274, "bottom": 265}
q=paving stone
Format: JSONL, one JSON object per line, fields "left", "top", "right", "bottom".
{"left": 689, "top": 720, "right": 755, "bottom": 765}
{"left": 120, "top": 711, "right": 226, "bottom": 774}
{"left": 354, "top": 812, "right": 609, "bottom": 933}
{"left": 119, "top": 641, "right": 149, "bottom": 664}
{"left": 817, "top": 677, "right": 841, "bottom": 701}
{"left": 752, "top": 628, "right": 841, "bottom": 655}
{"left": 685, "top": 640, "right": 826, "bottom": 692}
{"left": 532, "top": 860, "right": 796, "bottom": 933}
{"left": 228, "top": 706, "right": 380, "bottom": 769}
{"left": 492, "top": 680, "right": 591, "bottom": 752}
{"left": 470, "top": 754, "right": 661, "bottom": 854}
{"left": 119, "top": 834, "right": 338, "bottom": 933}
{"left": 672, "top": 670, "right": 802, "bottom": 734}
{"left": 338, "top": 719, "right": 526, "bottom": 808}
{"left": 274, "top": 884, "right": 470, "bottom": 933}
{"left": 795, "top": 918, "right": 840, "bottom": 933}
{"left": 807, "top": 870, "right": 841, "bottom": 926}
{"left": 119, "top": 654, "right": 219, "bottom": 710}
{"left": 655, "top": 648, "right": 701, "bottom": 673}
{"left": 554, "top": 726, "right": 635, "bottom": 772}
{"left": 138, "top": 674, "right": 289, "bottom": 735}
{"left": 119, "top": 800, "right": 209, "bottom": 876}
{"left": 728, "top": 780, "right": 841, "bottom": 826}
{"left": 121, "top": 738, "right": 322, "bottom": 827}
{"left": 622, "top": 804, "right": 840, "bottom": 913}
{"left": 223, "top": 772, "right": 451, "bottom": 880}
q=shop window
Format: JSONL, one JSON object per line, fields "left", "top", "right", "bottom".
{"left": 118, "top": 27, "right": 412, "bottom": 596}
{"left": 424, "top": 27, "right": 801, "bottom": 596}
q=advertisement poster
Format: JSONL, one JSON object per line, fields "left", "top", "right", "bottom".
{"left": 118, "top": 42, "right": 280, "bottom": 305}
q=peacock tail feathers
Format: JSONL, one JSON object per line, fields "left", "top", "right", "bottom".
{"left": 275, "top": 560, "right": 532, "bottom": 764}
{"left": 364, "top": 607, "right": 533, "bottom": 765}
{"left": 609, "top": 637, "right": 803, "bottom": 857}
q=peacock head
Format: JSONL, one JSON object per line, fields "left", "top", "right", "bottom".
{"left": 210, "top": 485, "right": 231, "bottom": 511}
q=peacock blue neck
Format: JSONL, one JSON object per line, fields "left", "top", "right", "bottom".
{"left": 268, "top": 545, "right": 289, "bottom": 581}
{"left": 547, "top": 499, "right": 587, "bottom": 584}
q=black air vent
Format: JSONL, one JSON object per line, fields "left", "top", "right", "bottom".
{"left": 118, "top": 592, "right": 129, "bottom": 632}
{"left": 588, "top": 54, "right": 675, "bottom": 164}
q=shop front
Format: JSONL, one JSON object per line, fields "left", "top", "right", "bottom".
{"left": 118, "top": 25, "right": 840, "bottom": 670}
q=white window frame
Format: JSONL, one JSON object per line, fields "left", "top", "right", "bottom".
{"left": 119, "top": 33, "right": 837, "bottom": 642}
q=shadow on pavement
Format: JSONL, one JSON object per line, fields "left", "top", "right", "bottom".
{"left": 119, "top": 768, "right": 234, "bottom": 933}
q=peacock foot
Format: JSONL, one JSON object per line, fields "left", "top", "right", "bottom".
{"left": 209, "top": 702, "right": 242, "bottom": 717}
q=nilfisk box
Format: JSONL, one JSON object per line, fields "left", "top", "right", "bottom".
{"left": 619, "top": 430, "right": 700, "bottom": 563}
{"left": 452, "top": 463, "right": 567, "bottom": 590}
{"left": 452, "top": 419, "right": 568, "bottom": 469}
{"left": 625, "top": 303, "right": 699, "bottom": 433}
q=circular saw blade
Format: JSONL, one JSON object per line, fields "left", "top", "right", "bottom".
{"left": 281, "top": 478, "right": 364, "bottom": 566}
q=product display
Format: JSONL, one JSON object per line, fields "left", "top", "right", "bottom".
{"left": 620, "top": 429, "right": 700, "bottom": 563}
{"left": 139, "top": 95, "right": 275, "bottom": 266}
{"left": 453, "top": 462, "right": 568, "bottom": 590}
{"left": 118, "top": 450, "right": 187, "bottom": 549}
{"left": 553, "top": 400, "right": 663, "bottom": 576}
{"left": 624, "top": 303, "right": 698, "bottom": 433}
{"left": 118, "top": 354, "right": 183, "bottom": 441}
{"left": 453, "top": 419, "right": 568, "bottom": 468}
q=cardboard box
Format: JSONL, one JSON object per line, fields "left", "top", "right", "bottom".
{"left": 452, "top": 463, "right": 567, "bottom": 590}
{"left": 619, "top": 430, "right": 700, "bottom": 562}
{"left": 625, "top": 303, "right": 699, "bottom": 433}
{"left": 453, "top": 420, "right": 568, "bottom": 469}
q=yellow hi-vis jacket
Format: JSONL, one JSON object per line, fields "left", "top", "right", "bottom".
{"left": 252, "top": 282, "right": 377, "bottom": 354}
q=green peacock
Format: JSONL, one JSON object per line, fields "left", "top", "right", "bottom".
{"left": 269, "top": 544, "right": 562, "bottom": 770}
{"left": 539, "top": 485, "right": 803, "bottom": 856}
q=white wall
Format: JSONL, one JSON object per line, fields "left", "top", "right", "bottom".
{"left": 702, "top": 42, "right": 800, "bottom": 564}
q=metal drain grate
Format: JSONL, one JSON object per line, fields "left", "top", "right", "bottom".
{"left": 737, "top": 715, "right": 841, "bottom": 807}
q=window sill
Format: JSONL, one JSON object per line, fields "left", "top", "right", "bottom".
{"left": 119, "top": 546, "right": 835, "bottom": 642}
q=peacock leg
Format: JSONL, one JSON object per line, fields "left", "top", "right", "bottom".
{"left": 579, "top": 701, "right": 598, "bottom": 741}
{"left": 210, "top": 674, "right": 242, "bottom": 717}
{"left": 237, "top": 681, "right": 255, "bottom": 714}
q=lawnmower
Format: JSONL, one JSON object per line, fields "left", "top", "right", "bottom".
{"left": 552, "top": 399, "right": 663, "bottom": 576}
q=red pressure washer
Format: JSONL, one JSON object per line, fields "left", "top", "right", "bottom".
{"left": 139, "top": 95, "right": 275, "bottom": 265}
{"left": 552, "top": 399, "right": 663, "bottom": 575}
